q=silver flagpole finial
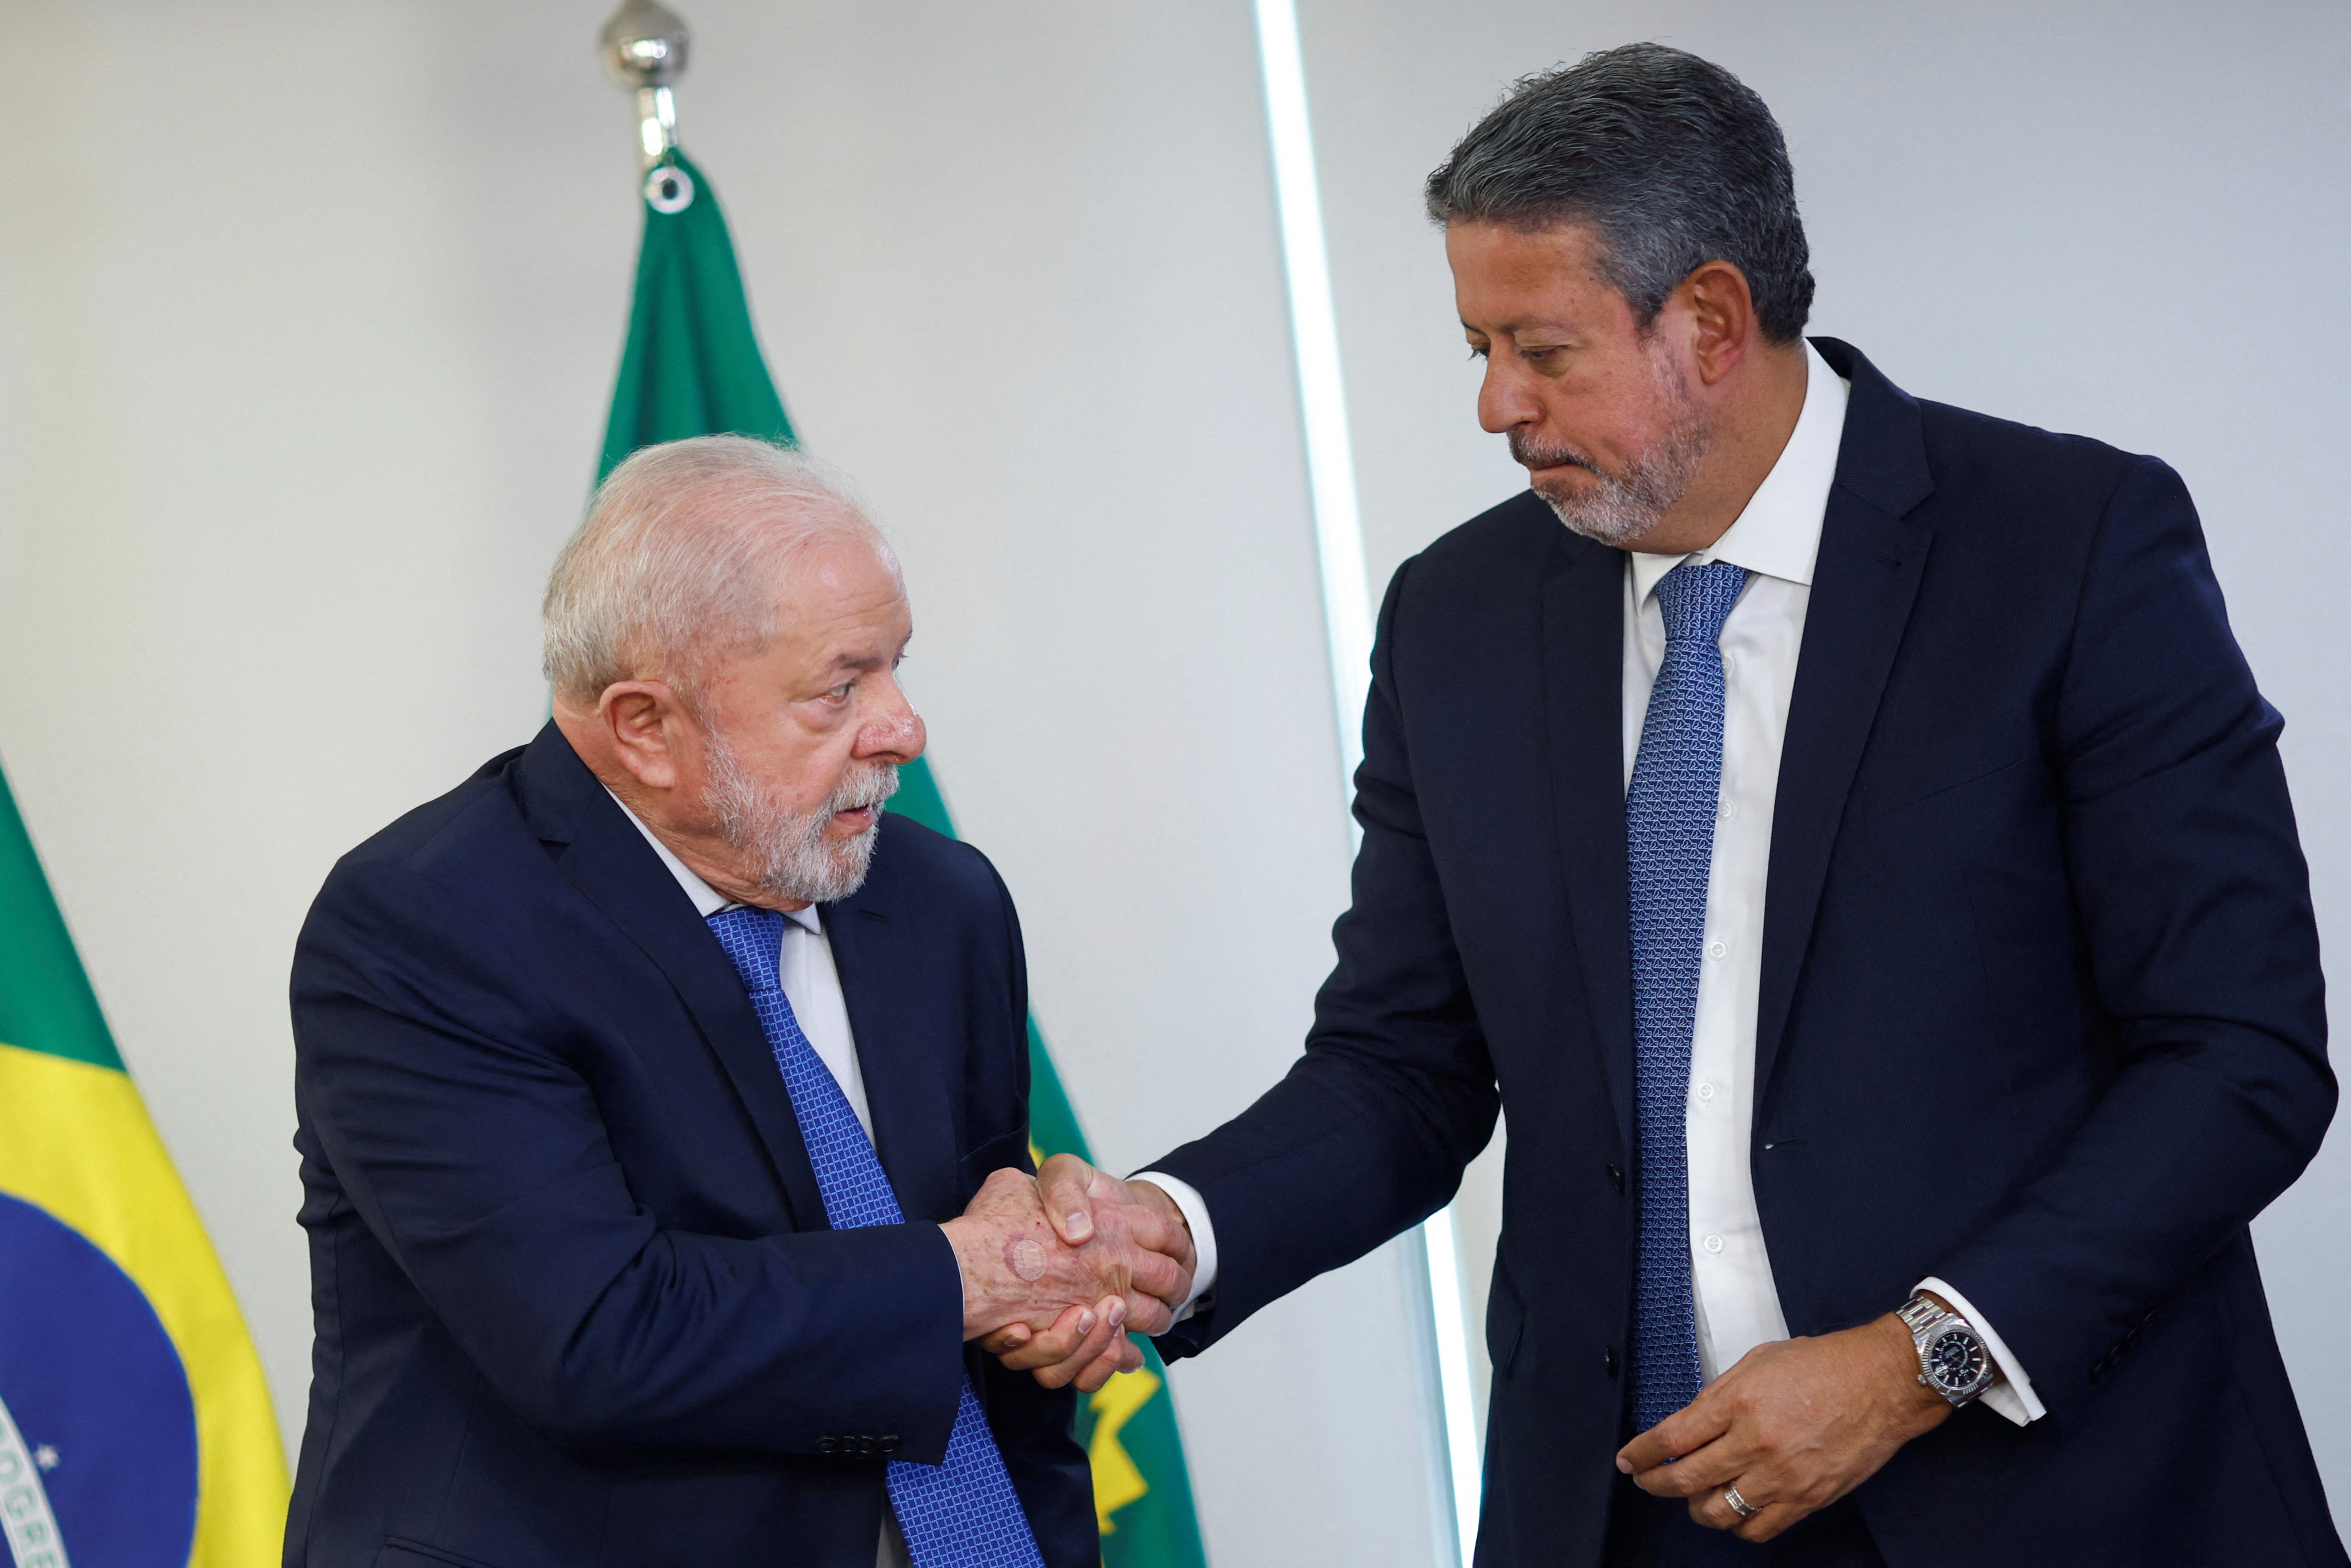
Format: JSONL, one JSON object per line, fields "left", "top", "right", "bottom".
{"left": 600, "top": 0, "right": 692, "bottom": 168}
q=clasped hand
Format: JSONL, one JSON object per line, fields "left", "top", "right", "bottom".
{"left": 941, "top": 1156, "right": 1194, "bottom": 1394}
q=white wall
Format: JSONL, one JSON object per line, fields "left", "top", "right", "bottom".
{"left": 3, "top": 0, "right": 2345, "bottom": 1559}
{"left": 1296, "top": 0, "right": 2351, "bottom": 1525}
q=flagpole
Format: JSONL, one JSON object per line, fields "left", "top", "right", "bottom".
{"left": 600, "top": 0, "right": 690, "bottom": 167}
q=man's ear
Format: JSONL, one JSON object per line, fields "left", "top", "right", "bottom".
{"left": 1678, "top": 259, "right": 1757, "bottom": 388}
{"left": 599, "top": 681, "right": 688, "bottom": 792}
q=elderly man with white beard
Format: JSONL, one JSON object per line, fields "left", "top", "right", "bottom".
{"left": 283, "top": 435, "right": 1193, "bottom": 1568}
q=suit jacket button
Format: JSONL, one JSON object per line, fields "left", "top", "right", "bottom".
{"left": 1604, "top": 1347, "right": 1620, "bottom": 1378}
{"left": 880, "top": 1435, "right": 902, "bottom": 1454}
{"left": 1606, "top": 1163, "right": 1625, "bottom": 1194}
{"left": 860, "top": 1435, "right": 880, "bottom": 1456}
{"left": 816, "top": 1436, "right": 838, "bottom": 1455}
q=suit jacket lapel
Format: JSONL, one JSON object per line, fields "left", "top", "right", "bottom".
{"left": 1542, "top": 529, "right": 1636, "bottom": 1155}
{"left": 517, "top": 727, "right": 827, "bottom": 1228}
{"left": 1755, "top": 341, "right": 1936, "bottom": 1102}
{"left": 824, "top": 892, "right": 963, "bottom": 1226}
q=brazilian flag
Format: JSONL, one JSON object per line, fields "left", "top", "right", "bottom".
{"left": 0, "top": 762, "right": 288, "bottom": 1565}
{"left": 600, "top": 149, "right": 1210, "bottom": 1566}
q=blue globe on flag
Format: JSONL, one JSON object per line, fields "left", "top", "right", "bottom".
{"left": 0, "top": 1193, "right": 199, "bottom": 1568}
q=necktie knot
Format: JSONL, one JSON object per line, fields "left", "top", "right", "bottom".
{"left": 705, "top": 905, "right": 786, "bottom": 996}
{"left": 1655, "top": 559, "right": 1748, "bottom": 647}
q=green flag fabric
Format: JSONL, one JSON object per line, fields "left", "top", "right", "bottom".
{"left": 601, "top": 153, "right": 795, "bottom": 473}
{"left": 0, "top": 759, "right": 289, "bottom": 1566}
{"left": 882, "top": 790, "right": 1209, "bottom": 1567}
{"left": 601, "top": 148, "right": 1209, "bottom": 1567}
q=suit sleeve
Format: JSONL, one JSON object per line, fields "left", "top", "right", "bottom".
{"left": 292, "top": 858, "right": 969, "bottom": 1459}
{"left": 1154, "top": 555, "right": 1503, "bottom": 1355}
{"left": 1929, "top": 457, "right": 2334, "bottom": 1421}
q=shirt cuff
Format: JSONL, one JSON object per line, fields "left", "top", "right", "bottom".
{"left": 1131, "top": 1171, "right": 1217, "bottom": 1322}
{"left": 1917, "top": 1275, "right": 2046, "bottom": 1426}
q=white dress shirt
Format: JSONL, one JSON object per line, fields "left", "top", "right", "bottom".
{"left": 611, "top": 790, "right": 878, "bottom": 1138}
{"left": 607, "top": 792, "right": 913, "bottom": 1567}
{"left": 1154, "top": 341, "right": 2042, "bottom": 1427}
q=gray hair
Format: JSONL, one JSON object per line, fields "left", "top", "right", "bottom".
{"left": 1425, "top": 43, "right": 1814, "bottom": 343}
{"left": 542, "top": 435, "right": 896, "bottom": 709}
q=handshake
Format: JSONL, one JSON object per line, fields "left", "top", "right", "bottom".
{"left": 939, "top": 1155, "right": 1194, "bottom": 1394}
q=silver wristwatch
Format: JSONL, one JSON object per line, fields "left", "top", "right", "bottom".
{"left": 1897, "top": 1293, "right": 2000, "bottom": 1406}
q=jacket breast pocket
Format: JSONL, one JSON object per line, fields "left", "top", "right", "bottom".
{"left": 960, "top": 1127, "right": 1034, "bottom": 1186}
{"left": 377, "top": 1541, "right": 505, "bottom": 1568}
{"left": 1856, "top": 745, "right": 2028, "bottom": 818}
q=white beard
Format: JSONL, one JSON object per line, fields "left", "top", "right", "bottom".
{"left": 703, "top": 738, "right": 899, "bottom": 905}
{"left": 1519, "top": 345, "right": 1712, "bottom": 547}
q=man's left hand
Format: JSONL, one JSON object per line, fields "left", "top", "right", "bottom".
{"left": 1615, "top": 1314, "right": 1952, "bottom": 1542}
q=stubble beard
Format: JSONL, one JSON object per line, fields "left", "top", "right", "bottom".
{"left": 1512, "top": 343, "right": 1712, "bottom": 547}
{"left": 703, "top": 735, "right": 901, "bottom": 905}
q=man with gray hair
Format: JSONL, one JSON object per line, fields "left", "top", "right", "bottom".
{"left": 285, "top": 435, "right": 1191, "bottom": 1568}
{"left": 1025, "top": 42, "right": 2342, "bottom": 1568}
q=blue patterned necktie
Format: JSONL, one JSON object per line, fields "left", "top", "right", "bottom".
{"left": 706, "top": 906, "right": 1045, "bottom": 1568}
{"left": 1626, "top": 559, "right": 1748, "bottom": 1433}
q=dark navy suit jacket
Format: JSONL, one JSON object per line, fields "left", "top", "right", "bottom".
{"left": 1152, "top": 340, "right": 2344, "bottom": 1566}
{"left": 285, "top": 726, "right": 1094, "bottom": 1568}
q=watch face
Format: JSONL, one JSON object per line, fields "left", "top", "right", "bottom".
{"left": 1925, "top": 1328, "right": 1987, "bottom": 1393}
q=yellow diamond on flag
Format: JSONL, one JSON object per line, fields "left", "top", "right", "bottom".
{"left": 1089, "top": 1365, "right": 1162, "bottom": 1533}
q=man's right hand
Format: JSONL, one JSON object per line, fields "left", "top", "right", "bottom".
{"left": 973, "top": 1155, "right": 1197, "bottom": 1391}
{"left": 940, "top": 1166, "right": 1192, "bottom": 1370}
{"left": 1028, "top": 1155, "right": 1196, "bottom": 1276}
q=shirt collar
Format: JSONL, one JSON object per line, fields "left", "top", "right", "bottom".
{"left": 1627, "top": 338, "right": 1850, "bottom": 606}
{"left": 603, "top": 785, "right": 822, "bottom": 933}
